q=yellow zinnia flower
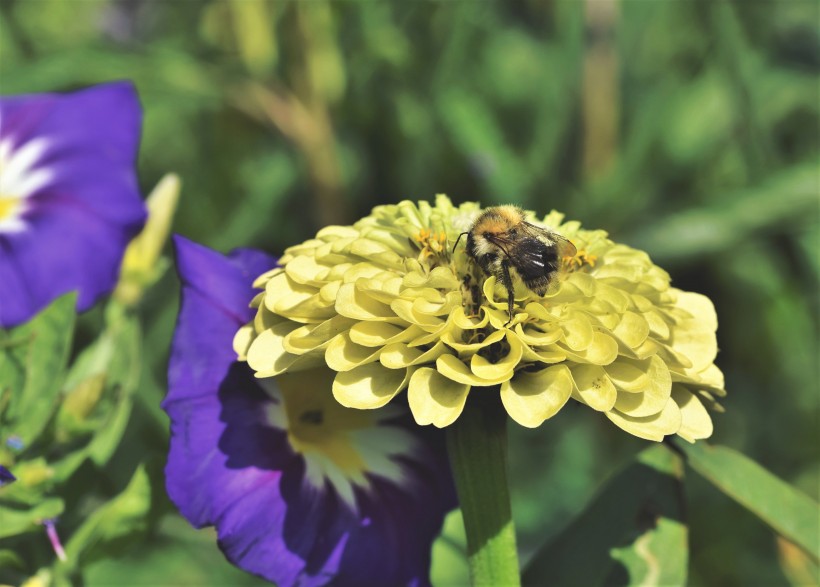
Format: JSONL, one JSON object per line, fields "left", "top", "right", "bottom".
{"left": 234, "top": 195, "right": 725, "bottom": 442}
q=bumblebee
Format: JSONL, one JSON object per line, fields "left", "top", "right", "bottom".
{"left": 457, "top": 205, "right": 576, "bottom": 322}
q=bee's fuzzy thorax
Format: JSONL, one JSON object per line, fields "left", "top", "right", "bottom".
{"left": 493, "top": 205, "right": 525, "bottom": 223}
{"left": 472, "top": 205, "right": 525, "bottom": 235}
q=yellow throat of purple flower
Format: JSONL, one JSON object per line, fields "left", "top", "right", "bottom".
{"left": 263, "top": 368, "right": 422, "bottom": 507}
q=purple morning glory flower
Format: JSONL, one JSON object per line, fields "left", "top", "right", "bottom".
{"left": 0, "top": 465, "right": 15, "bottom": 486}
{"left": 0, "top": 82, "right": 146, "bottom": 327}
{"left": 165, "top": 236, "right": 457, "bottom": 586}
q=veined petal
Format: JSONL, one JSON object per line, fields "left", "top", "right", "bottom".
{"left": 605, "top": 399, "right": 682, "bottom": 442}
{"left": 408, "top": 368, "right": 470, "bottom": 427}
{"left": 570, "top": 364, "right": 617, "bottom": 412}
{"left": 612, "top": 356, "right": 672, "bottom": 417}
{"left": 675, "top": 290, "right": 717, "bottom": 331}
{"left": 332, "top": 363, "right": 412, "bottom": 409}
{"left": 469, "top": 333, "right": 524, "bottom": 379}
{"left": 337, "top": 282, "right": 395, "bottom": 320}
{"left": 563, "top": 331, "right": 619, "bottom": 365}
{"left": 501, "top": 365, "right": 572, "bottom": 428}
{"left": 672, "top": 384, "right": 714, "bottom": 442}
{"left": 560, "top": 310, "right": 595, "bottom": 351}
{"left": 380, "top": 341, "right": 448, "bottom": 369}
{"left": 441, "top": 328, "right": 506, "bottom": 353}
{"left": 283, "top": 315, "right": 356, "bottom": 355}
{"left": 605, "top": 361, "right": 649, "bottom": 392}
{"left": 611, "top": 311, "right": 650, "bottom": 348}
{"left": 246, "top": 323, "right": 302, "bottom": 376}
{"left": 349, "top": 320, "right": 416, "bottom": 347}
{"left": 325, "top": 332, "right": 383, "bottom": 372}
{"left": 436, "top": 353, "right": 513, "bottom": 386}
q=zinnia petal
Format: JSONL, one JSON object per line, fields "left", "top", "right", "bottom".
{"left": 500, "top": 364, "right": 573, "bottom": 428}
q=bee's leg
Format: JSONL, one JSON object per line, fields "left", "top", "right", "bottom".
{"left": 500, "top": 260, "right": 515, "bottom": 325}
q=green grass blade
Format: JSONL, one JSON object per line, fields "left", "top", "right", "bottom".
{"left": 674, "top": 440, "right": 819, "bottom": 563}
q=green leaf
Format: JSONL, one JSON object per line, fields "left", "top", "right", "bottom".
{"left": 0, "top": 337, "right": 26, "bottom": 424}
{"left": 86, "top": 306, "right": 141, "bottom": 466}
{"left": 55, "top": 303, "right": 142, "bottom": 470}
{"left": 0, "top": 497, "right": 64, "bottom": 539}
{"left": 59, "top": 465, "right": 153, "bottom": 572}
{"left": 522, "top": 444, "right": 687, "bottom": 587}
{"left": 673, "top": 440, "right": 820, "bottom": 562}
{"left": 1, "top": 293, "right": 77, "bottom": 446}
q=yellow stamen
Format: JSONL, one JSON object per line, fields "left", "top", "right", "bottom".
{"left": 0, "top": 196, "right": 20, "bottom": 221}
{"left": 563, "top": 249, "right": 597, "bottom": 270}
{"left": 415, "top": 229, "right": 450, "bottom": 264}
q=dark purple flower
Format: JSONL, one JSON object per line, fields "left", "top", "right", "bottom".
{"left": 165, "top": 236, "right": 456, "bottom": 586}
{"left": 0, "top": 465, "right": 15, "bottom": 487}
{"left": 0, "top": 82, "right": 146, "bottom": 327}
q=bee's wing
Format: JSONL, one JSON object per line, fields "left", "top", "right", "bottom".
{"left": 522, "top": 222, "right": 577, "bottom": 258}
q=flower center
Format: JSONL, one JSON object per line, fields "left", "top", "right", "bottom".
{"left": 278, "top": 370, "right": 371, "bottom": 479}
{"left": 261, "top": 368, "right": 422, "bottom": 507}
{"left": 563, "top": 249, "right": 597, "bottom": 270}
{"left": 0, "top": 195, "right": 21, "bottom": 222}
{"left": 413, "top": 228, "right": 451, "bottom": 266}
{"left": 0, "top": 137, "right": 54, "bottom": 233}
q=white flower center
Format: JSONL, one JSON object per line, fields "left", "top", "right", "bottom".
{"left": 0, "top": 137, "right": 54, "bottom": 233}
{"left": 259, "top": 372, "right": 422, "bottom": 509}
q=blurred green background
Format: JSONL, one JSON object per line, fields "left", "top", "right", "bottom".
{"left": 1, "top": 0, "right": 817, "bottom": 585}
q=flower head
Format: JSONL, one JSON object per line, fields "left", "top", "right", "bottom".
{"left": 237, "top": 196, "right": 725, "bottom": 442}
{"left": 165, "top": 236, "right": 455, "bottom": 586}
{"left": 0, "top": 82, "right": 146, "bottom": 327}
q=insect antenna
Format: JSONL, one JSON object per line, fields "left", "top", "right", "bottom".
{"left": 452, "top": 231, "right": 469, "bottom": 253}
{"left": 486, "top": 234, "right": 512, "bottom": 259}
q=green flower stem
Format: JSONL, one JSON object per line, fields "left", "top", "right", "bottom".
{"left": 446, "top": 390, "right": 521, "bottom": 587}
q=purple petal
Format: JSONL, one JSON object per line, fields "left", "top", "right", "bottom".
{"left": 165, "top": 237, "right": 456, "bottom": 586}
{"left": 0, "top": 82, "right": 147, "bottom": 327}
{"left": 0, "top": 465, "right": 16, "bottom": 486}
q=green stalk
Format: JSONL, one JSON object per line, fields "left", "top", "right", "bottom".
{"left": 446, "top": 390, "right": 521, "bottom": 587}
